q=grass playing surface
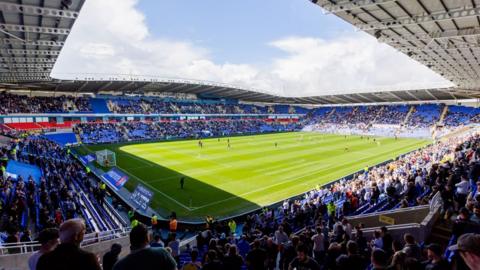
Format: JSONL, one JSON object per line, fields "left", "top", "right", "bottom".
{"left": 78, "top": 132, "right": 431, "bottom": 221}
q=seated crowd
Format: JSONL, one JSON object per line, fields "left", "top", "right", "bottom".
{"left": 75, "top": 120, "right": 303, "bottom": 144}
{"left": 0, "top": 135, "right": 117, "bottom": 251}
{"left": 0, "top": 92, "right": 92, "bottom": 114}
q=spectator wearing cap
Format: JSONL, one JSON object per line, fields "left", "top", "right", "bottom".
{"left": 28, "top": 228, "right": 59, "bottom": 270}
{"left": 422, "top": 243, "right": 450, "bottom": 270}
{"left": 102, "top": 243, "right": 122, "bottom": 270}
{"left": 113, "top": 223, "right": 176, "bottom": 270}
{"left": 449, "top": 233, "right": 480, "bottom": 270}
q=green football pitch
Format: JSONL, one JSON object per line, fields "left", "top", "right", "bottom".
{"left": 77, "top": 132, "right": 431, "bottom": 221}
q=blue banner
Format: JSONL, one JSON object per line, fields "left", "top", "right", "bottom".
{"left": 130, "top": 184, "right": 154, "bottom": 211}
{"left": 102, "top": 168, "right": 129, "bottom": 190}
{"left": 80, "top": 154, "right": 96, "bottom": 165}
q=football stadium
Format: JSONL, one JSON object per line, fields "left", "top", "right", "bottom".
{"left": 1, "top": 0, "right": 480, "bottom": 270}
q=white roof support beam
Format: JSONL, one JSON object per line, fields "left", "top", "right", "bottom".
{"left": 76, "top": 81, "right": 90, "bottom": 92}
{"left": 0, "top": 2, "right": 79, "bottom": 19}
{"left": 356, "top": 6, "right": 480, "bottom": 31}
{"left": 318, "top": 0, "right": 397, "bottom": 13}
{"left": 387, "top": 91, "right": 405, "bottom": 102}
{"left": 0, "top": 63, "right": 53, "bottom": 68}
{"left": 0, "top": 57, "right": 57, "bottom": 63}
{"left": 96, "top": 81, "right": 115, "bottom": 92}
{"left": 0, "top": 49, "right": 60, "bottom": 56}
{"left": 0, "top": 23, "right": 71, "bottom": 35}
{"left": 380, "top": 27, "right": 480, "bottom": 44}
{"left": 0, "top": 38, "right": 64, "bottom": 47}
{"left": 425, "top": 89, "right": 439, "bottom": 100}
{"left": 116, "top": 81, "right": 137, "bottom": 92}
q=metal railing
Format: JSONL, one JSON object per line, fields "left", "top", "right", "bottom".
{"left": 0, "top": 227, "right": 131, "bottom": 256}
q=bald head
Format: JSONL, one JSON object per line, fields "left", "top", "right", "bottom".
{"left": 59, "top": 218, "right": 86, "bottom": 245}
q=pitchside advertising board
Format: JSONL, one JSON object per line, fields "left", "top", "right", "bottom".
{"left": 101, "top": 168, "right": 129, "bottom": 191}
{"left": 80, "top": 154, "right": 96, "bottom": 165}
{"left": 130, "top": 184, "right": 154, "bottom": 211}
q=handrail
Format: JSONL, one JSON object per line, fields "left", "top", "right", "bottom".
{"left": 349, "top": 205, "right": 430, "bottom": 219}
{"left": 429, "top": 191, "right": 442, "bottom": 212}
{"left": 0, "top": 227, "right": 132, "bottom": 256}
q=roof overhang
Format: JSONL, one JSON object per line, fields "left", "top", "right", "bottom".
{"left": 0, "top": 0, "right": 84, "bottom": 82}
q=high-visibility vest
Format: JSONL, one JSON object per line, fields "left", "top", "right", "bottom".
{"left": 228, "top": 220, "right": 236, "bottom": 234}
{"left": 131, "top": 219, "right": 139, "bottom": 228}
{"left": 169, "top": 218, "right": 177, "bottom": 231}
{"left": 151, "top": 215, "right": 158, "bottom": 225}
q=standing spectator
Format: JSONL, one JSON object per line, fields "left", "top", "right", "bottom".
{"left": 28, "top": 228, "right": 59, "bottom": 270}
{"left": 288, "top": 244, "right": 320, "bottom": 270}
{"left": 169, "top": 215, "right": 178, "bottom": 233}
{"left": 167, "top": 233, "right": 180, "bottom": 264}
{"left": 456, "top": 175, "right": 471, "bottom": 209}
{"left": 246, "top": 239, "right": 267, "bottom": 270}
{"left": 402, "top": 234, "right": 421, "bottom": 260}
{"left": 102, "top": 243, "right": 122, "bottom": 270}
{"left": 264, "top": 238, "right": 278, "bottom": 270}
{"left": 222, "top": 245, "right": 243, "bottom": 270}
{"left": 311, "top": 226, "right": 326, "bottom": 265}
{"left": 336, "top": 241, "right": 367, "bottom": 270}
{"left": 422, "top": 243, "right": 449, "bottom": 270}
{"left": 471, "top": 202, "right": 480, "bottom": 224}
{"left": 113, "top": 224, "right": 176, "bottom": 270}
{"left": 202, "top": 250, "right": 223, "bottom": 270}
{"left": 274, "top": 225, "right": 289, "bottom": 245}
{"left": 372, "top": 230, "right": 383, "bottom": 250}
{"left": 182, "top": 249, "right": 202, "bottom": 270}
{"left": 150, "top": 234, "right": 164, "bottom": 248}
{"left": 237, "top": 234, "right": 251, "bottom": 258}
{"left": 371, "top": 249, "right": 388, "bottom": 270}
{"left": 381, "top": 227, "right": 393, "bottom": 256}
{"left": 37, "top": 219, "right": 101, "bottom": 270}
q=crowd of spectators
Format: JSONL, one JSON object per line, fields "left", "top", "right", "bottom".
{"left": 75, "top": 119, "right": 303, "bottom": 144}
{"left": 107, "top": 98, "right": 292, "bottom": 115}
{"left": 160, "top": 132, "right": 480, "bottom": 270}
{"left": 0, "top": 135, "right": 112, "bottom": 251}
{"left": 0, "top": 92, "right": 91, "bottom": 114}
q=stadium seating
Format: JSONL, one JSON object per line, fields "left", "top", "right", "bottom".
{"left": 3, "top": 92, "right": 480, "bottom": 270}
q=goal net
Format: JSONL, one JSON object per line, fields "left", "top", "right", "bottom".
{"left": 96, "top": 149, "right": 116, "bottom": 167}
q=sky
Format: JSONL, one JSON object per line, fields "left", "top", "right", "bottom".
{"left": 51, "top": 0, "right": 453, "bottom": 97}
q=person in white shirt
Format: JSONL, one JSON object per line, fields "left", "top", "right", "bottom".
{"left": 456, "top": 175, "right": 471, "bottom": 208}
{"left": 311, "top": 226, "right": 325, "bottom": 265}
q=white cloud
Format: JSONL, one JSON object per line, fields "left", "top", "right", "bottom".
{"left": 52, "top": 0, "right": 453, "bottom": 97}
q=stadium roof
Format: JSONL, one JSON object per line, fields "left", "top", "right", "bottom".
{"left": 0, "top": 0, "right": 84, "bottom": 82}
{"left": 0, "top": 0, "right": 479, "bottom": 105}
{"left": 1, "top": 78, "right": 476, "bottom": 104}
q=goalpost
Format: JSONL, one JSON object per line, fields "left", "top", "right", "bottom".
{"left": 96, "top": 149, "right": 116, "bottom": 167}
